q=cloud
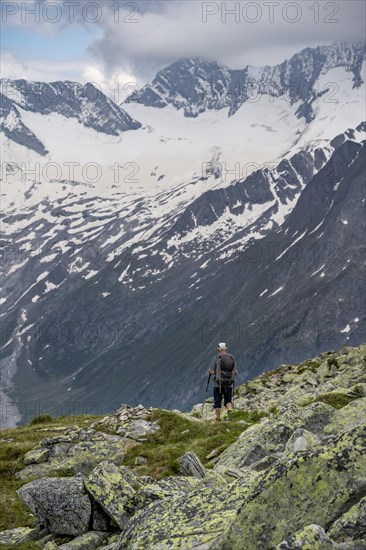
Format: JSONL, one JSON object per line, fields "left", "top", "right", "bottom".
{"left": 1, "top": 0, "right": 365, "bottom": 90}
{"left": 88, "top": 0, "right": 366, "bottom": 84}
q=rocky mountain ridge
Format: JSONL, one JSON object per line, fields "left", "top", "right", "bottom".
{"left": 126, "top": 41, "right": 366, "bottom": 120}
{"left": 0, "top": 343, "right": 365, "bottom": 549}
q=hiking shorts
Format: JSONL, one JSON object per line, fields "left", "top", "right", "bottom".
{"left": 213, "top": 385, "right": 233, "bottom": 408}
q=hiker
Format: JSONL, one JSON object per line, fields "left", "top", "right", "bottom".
{"left": 208, "top": 342, "right": 237, "bottom": 421}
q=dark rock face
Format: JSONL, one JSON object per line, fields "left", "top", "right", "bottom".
{"left": 17, "top": 477, "right": 92, "bottom": 535}
{"left": 126, "top": 42, "right": 366, "bottom": 120}
{"left": 0, "top": 92, "right": 49, "bottom": 155}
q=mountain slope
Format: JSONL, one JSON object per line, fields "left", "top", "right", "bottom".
{"left": 1, "top": 129, "right": 364, "bottom": 424}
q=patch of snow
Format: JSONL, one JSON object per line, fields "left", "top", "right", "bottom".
{"left": 269, "top": 286, "right": 284, "bottom": 297}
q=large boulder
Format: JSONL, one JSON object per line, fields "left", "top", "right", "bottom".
{"left": 324, "top": 398, "right": 366, "bottom": 435}
{"left": 219, "top": 425, "right": 366, "bottom": 549}
{"left": 215, "top": 402, "right": 335, "bottom": 470}
{"left": 17, "top": 476, "right": 91, "bottom": 536}
{"left": 84, "top": 462, "right": 136, "bottom": 529}
{"left": 115, "top": 474, "right": 257, "bottom": 549}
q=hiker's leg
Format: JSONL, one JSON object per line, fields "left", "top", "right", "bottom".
{"left": 224, "top": 387, "right": 233, "bottom": 414}
{"left": 213, "top": 387, "right": 222, "bottom": 420}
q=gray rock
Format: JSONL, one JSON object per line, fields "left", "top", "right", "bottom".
{"left": 177, "top": 451, "right": 206, "bottom": 479}
{"left": 24, "top": 447, "right": 50, "bottom": 465}
{"left": 134, "top": 456, "right": 147, "bottom": 466}
{"left": 58, "top": 531, "right": 109, "bottom": 549}
{"left": 17, "top": 476, "right": 91, "bottom": 536}
{"left": 285, "top": 428, "right": 319, "bottom": 454}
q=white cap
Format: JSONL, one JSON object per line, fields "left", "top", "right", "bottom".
{"left": 217, "top": 342, "right": 227, "bottom": 350}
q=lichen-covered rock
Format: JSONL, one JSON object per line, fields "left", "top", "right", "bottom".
{"left": 327, "top": 496, "right": 366, "bottom": 542}
{"left": 215, "top": 402, "right": 335, "bottom": 470}
{"left": 17, "top": 476, "right": 91, "bottom": 536}
{"left": 0, "top": 526, "right": 37, "bottom": 546}
{"left": 234, "top": 345, "right": 366, "bottom": 414}
{"left": 275, "top": 524, "right": 336, "bottom": 549}
{"left": 58, "top": 531, "right": 109, "bottom": 549}
{"left": 85, "top": 462, "right": 135, "bottom": 529}
{"left": 16, "top": 428, "right": 137, "bottom": 480}
{"left": 23, "top": 447, "right": 50, "bottom": 465}
{"left": 219, "top": 425, "right": 366, "bottom": 549}
{"left": 124, "top": 476, "right": 202, "bottom": 514}
{"left": 324, "top": 398, "right": 366, "bottom": 435}
{"left": 201, "top": 469, "right": 227, "bottom": 487}
{"left": 285, "top": 428, "right": 319, "bottom": 454}
{"left": 116, "top": 474, "right": 258, "bottom": 549}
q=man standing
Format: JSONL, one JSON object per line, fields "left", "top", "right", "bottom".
{"left": 208, "top": 343, "right": 237, "bottom": 421}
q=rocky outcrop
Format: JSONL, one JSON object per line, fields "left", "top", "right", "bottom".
{"left": 90, "top": 404, "right": 160, "bottom": 440}
{"left": 1, "top": 344, "right": 365, "bottom": 549}
{"left": 214, "top": 402, "right": 335, "bottom": 470}
{"left": 220, "top": 424, "right": 366, "bottom": 549}
{"left": 16, "top": 406, "right": 157, "bottom": 480}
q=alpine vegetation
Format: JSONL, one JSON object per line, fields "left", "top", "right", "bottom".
{"left": 0, "top": 344, "right": 365, "bottom": 549}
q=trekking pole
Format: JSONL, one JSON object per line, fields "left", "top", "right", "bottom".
{"left": 232, "top": 379, "right": 235, "bottom": 411}
{"left": 203, "top": 374, "right": 211, "bottom": 421}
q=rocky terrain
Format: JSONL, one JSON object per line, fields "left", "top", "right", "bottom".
{"left": 0, "top": 343, "right": 365, "bottom": 549}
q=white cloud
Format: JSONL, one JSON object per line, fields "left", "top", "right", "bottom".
{"left": 2, "top": 0, "right": 365, "bottom": 88}
{"left": 1, "top": 50, "right": 86, "bottom": 82}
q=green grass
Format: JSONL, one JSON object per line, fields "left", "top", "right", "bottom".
{"left": 229, "top": 409, "right": 269, "bottom": 423}
{"left": 0, "top": 414, "right": 102, "bottom": 531}
{"left": 300, "top": 392, "right": 360, "bottom": 410}
{"left": 0, "top": 543, "right": 42, "bottom": 550}
{"left": 122, "top": 409, "right": 256, "bottom": 479}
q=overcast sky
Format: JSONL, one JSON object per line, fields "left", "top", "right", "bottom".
{"left": 1, "top": 0, "right": 365, "bottom": 96}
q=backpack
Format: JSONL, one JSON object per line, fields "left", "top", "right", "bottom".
{"left": 215, "top": 354, "right": 236, "bottom": 388}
